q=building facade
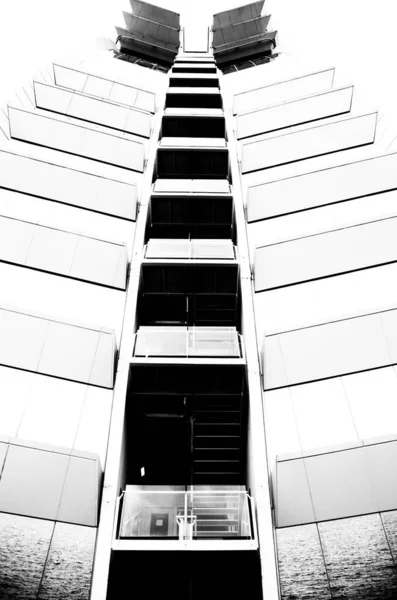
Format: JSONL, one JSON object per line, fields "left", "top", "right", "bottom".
{"left": 0, "top": 1, "right": 397, "bottom": 599}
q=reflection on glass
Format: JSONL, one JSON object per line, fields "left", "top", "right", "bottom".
{"left": 119, "top": 485, "right": 252, "bottom": 540}
{"left": 276, "top": 524, "right": 331, "bottom": 600}
{"left": 38, "top": 522, "right": 96, "bottom": 600}
{"left": 381, "top": 510, "right": 397, "bottom": 566}
{"left": 134, "top": 326, "right": 241, "bottom": 358}
{"left": 0, "top": 513, "right": 53, "bottom": 599}
{"left": 319, "top": 513, "right": 397, "bottom": 599}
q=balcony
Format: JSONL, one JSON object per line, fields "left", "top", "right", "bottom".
{"left": 145, "top": 239, "right": 236, "bottom": 260}
{"left": 133, "top": 326, "right": 242, "bottom": 358}
{"left": 117, "top": 486, "right": 254, "bottom": 541}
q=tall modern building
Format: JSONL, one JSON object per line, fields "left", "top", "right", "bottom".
{"left": 0, "top": 1, "right": 397, "bottom": 599}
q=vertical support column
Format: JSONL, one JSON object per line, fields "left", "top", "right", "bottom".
{"left": 90, "top": 92, "right": 166, "bottom": 600}
{"left": 222, "top": 88, "right": 280, "bottom": 600}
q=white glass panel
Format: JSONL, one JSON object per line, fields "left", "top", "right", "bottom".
{"left": 146, "top": 239, "right": 190, "bottom": 258}
{"left": 242, "top": 113, "right": 377, "bottom": 174}
{"left": 233, "top": 68, "right": 335, "bottom": 114}
{"left": 110, "top": 82, "right": 138, "bottom": 107}
{"left": 27, "top": 224, "right": 79, "bottom": 275}
{"left": 0, "top": 150, "right": 137, "bottom": 219}
{"left": 36, "top": 82, "right": 151, "bottom": 138}
{"left": 0, "top": 366, "right": 31, "bottom": 437}
{"left": 364, "top": 441, "right": 397, "bottom": 512}
{"left": 264, "top": 311, "right": 392, "bottom": 389}
{"left": 73, "top": 386, "right": 113, "bottom": 467}
{"left": 255, "top": 217, "right": 397, "bottom": 291}
{"left": 304, "top": 448, "right": 378, "bottom": 521}
{"left": 342, "top": 367, "right": 397, "bottom": 440}
{"left": 247, "top": 151, "right": 397, "bottom": 222}
{"left": 238, "top": 86, "right": 353, "bottom": 139}
{"left": 70, "top": 236, "right": 128, "bottom": 289}
{"left": 38, "top": 321, "right": 115, "bottom": 388}
{"left": 57, "top": 456, "right": 99, "bottom": 526}
{"left": 0, "top": 444, "right": 69, "bottom": 520}
{"left": 160, "top": 137, "right": 226, "bottom": 148}
{"left": 192, "top": 240, "right": 234, "bottom": 259}
{"left": 83, "top": 75, "right": 113, "bottom": 99}
{"left": 17, "top": 376, "right": 86, "bottom": 448}
{"left": 0, "top": 216, "right": 35, "bottom": 263}
{"left": 145, "top": 239, "right": 234, "bottom": 260}
{"left": 153, "top": 179, "right": 230, "bottom": 194}
{"left": 9, "top": 108, "right": 145, "bottom": 172}
{"left": 263, "top": 388, "right": 301, "bottom": 467}
{"left": 256, "top": 263, "right": 397, "bottom": 337}
{"left": 188, "top": 327, "right": 240, "bottom": 357}
{"left": 0, "top": 263, "right": 125, "bottom": 346}
{"left": 135, "top": 326, "right": 187, "bottom": 356}
{"left": 0, "top": 308, "right": 48, "bottom": 372}
{"left": 54, "top": 64, "right": 88, "bottom": 92}
{"left": 35, "top": 80, "right": 72, "bottom": 114}
{"left": 290, "top": 378, "right": 359, "bottom": 452}
{"left": 275, "top": 459, "right": 315, "bottom": 527}
{"left": 134, "top": 326, "right": 240, "bottom": 358}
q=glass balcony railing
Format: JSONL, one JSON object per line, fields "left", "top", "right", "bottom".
{"left": 118, "top": 486, "right": 253, "bottom": 540}
{"left": 133, "top": 326, "right": 242, "bottom": 358}
{"left": 145, "top": 239, "right": 236, "bottom": 260}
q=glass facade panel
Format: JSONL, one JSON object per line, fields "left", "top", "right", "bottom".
{"left": 134, "top": 326, "right": 241, "bottom": 357}
{"left": 38, "top": 522, "right": 96, "bottom": 600}
{"left": 119, "top": 486, "right": 252, "bottom": 540}
{"left": 381, "top": 510, "right": 397, "bottom": 565}
{"left": 0, "top": 513, "right": 53, "bottom": 599}
{"left": 319, "top": 514, "right": 397, "bottom": 599}
{"left": 276, "top": 524, "right": 331, "bottom": 600}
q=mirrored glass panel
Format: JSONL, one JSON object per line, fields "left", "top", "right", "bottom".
{"left": 0, "top": 513, "right": 53, "bottom": 599}
{"left": 38, "top": 522, "right": 96, "bottom": 600}
{"left": 276, "top": 524, "right": 331, "bottom": 600}
{"left": 319, "top": 514, "right": 397, "bottom": 599}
